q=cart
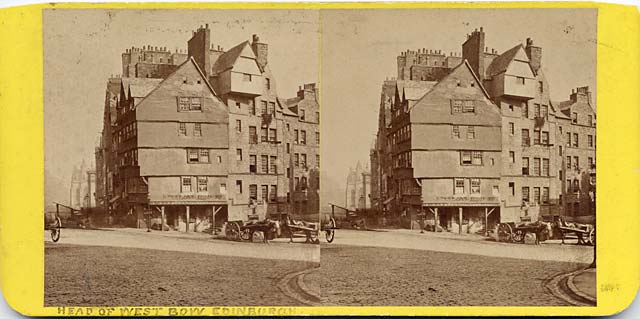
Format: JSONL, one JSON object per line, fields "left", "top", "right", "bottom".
{"left": 497, "top": 221, "right": 552, "bottom": 244}
{"left": 224, "top": 219, "right": 280, "bottom": 243}
{"left": 555, "top": 218, "right": 595, "bottom": 246}
{"left": 44, "top": 211, "right": 62, "bottom": 242}
{"left": 282, "top": 214, "right": 337, "bottom": 244}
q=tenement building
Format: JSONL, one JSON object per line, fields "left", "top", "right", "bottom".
{"left": 371, "top": 27, "right": 595, "bottom": 233}
{"left": 95, "top": 25, "right": 319, "bottom": 229}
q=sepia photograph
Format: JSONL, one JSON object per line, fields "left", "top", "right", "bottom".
{"left": 319, "top": 8, "right": 597, "bottom": 306}
{"left": 42, "top": 6, "right": 598, "bottom": 309}
{"left": 43, "top": 9, "right": 322, "bottom": 307}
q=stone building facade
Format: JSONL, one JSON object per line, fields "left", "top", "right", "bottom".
{"left": 95, "top": 25, "right": 319, "bottom": 229}
{"left": 371, "top": 27, "right": 595, "bottom": 232}
{"left": 346, "top": 162, "right": 370, "bottom": 211}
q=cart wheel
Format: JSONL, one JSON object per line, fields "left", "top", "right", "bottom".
{"left": 512, "top": 230, "right": 525, "bottom": 243}
{"left": 497, "top": 223, "right": 513, "bottom": 243}
{"left": 325, "top": 217, "right": 336, "bottom": 243}
{"left": 50, "top": 217, "right": 61, "bottom": 242}
{"left": 588, "top": 228, "right": 595, "bottom": 246}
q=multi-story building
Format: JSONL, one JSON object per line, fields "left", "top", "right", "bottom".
{"left": 555, "top": 86, "right": 596, "bottom": 222}
{"left": 371, "top": 27, "right": 595, "bottom": 232}
{"left": 96, "top": 25, "right": 319, "bottom": 229}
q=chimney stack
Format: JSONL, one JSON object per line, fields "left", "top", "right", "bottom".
{"left": 187, "top": 24, "right": 211, "bottom": 77}
{"left": 462, "top": 26, "right": 486, "bottom": 81}
{"left": 525, "top": 37, "right": 542, "bottom": 75}
{"left": 251, "top": 34, "right": 268, "bottom": 71}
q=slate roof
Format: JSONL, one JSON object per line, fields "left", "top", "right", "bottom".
{"left": 400, "top": 81, "right": 437, "bottom": 101}
{"left": 485, "top": 44, "right": 524, "bottom": 78}
{"left": 211, "top": 41, "right": 250, "bottom": 75}
{"left": 122, "top": 78, "right": 163, "bottom": 99}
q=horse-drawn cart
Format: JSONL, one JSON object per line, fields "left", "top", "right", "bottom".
{"left": 224, "top": 219, "right": 280, "bottom": 243}
{"left": 497, "top": 221, "right": 552, "bottom": 244}
{"left": 556, "top": 218, "right": 595, "bottom": 246}
{"left": 283, "top": 215, "right": 337, "bottom": 244}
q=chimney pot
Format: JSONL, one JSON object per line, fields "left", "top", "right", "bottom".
{"left": 480, "top": 26, "right": 483, "bottom": 32}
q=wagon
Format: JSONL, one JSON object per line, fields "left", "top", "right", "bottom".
{"left": 282, "top": 214, "right": 337, "bottom": 244}
{"left": 496, "top": 221, "right": 552, "bottom": 244}
{"left": 44, "top": 211, "right": 62, "bottom": 243}
{"left": 224, "top": 219, "right": 279, "bottom": 242}
{"left": 555, "top": 218, "right": 595, "bottom": 246}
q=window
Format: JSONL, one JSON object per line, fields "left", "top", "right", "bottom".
{"left": 301, "top": 154, "right": 307, "bottom": 168}
{"left": 300, "top": 109, "right": 306, "bottom": 121}
{"left": 178, "top": 97, "right": 190, "bottom": 111}
{"left": 541, "top": 131, "right": 549, "bottom": 145}
{"left": 236, "top": 148, "right": 242, "bottom": 161}
{"left": 243, "top": 73, "right": 252, "bottom": 82}
{"left": 492, "top": 185, "right": 499, "bottom": 196}
{"left": 522, "top": 187, "right": 530, "bottom": 203}
{"left": 588, "top": 115, "right": 594, "bottom": 127}
{"left": 316, "top": 154, "right": 320, "bottom": 167}
{"left": 181, "top": 177, "right": 192, "bottom": 193}
{"left": 573, "top": 133, "right": 579, "bottom": 147}
{"left": 261, "top": 155, "right": 268, "bottom": 173}
{"left": 509, "top": 151, "right": 515, "bottom": 163}
{"left": 235, "top": 120, "right": 242, "bottom": 133}
{"left": 522, "top": 129, "right": 530, "bottom": 146}
{"left": 286, "top": 143, "right": 290, "bottom": 154}
{"left": 509, "top": 122, "right": 514, "bottom": 136}
{"left": 538, "top": 81, "right": 544, "bottom": 93}
{"left": 463, "top": 100, "right": 475, "bottom": 113}
{"left": 194, "top": 123, "right": 201, "bottom": 137}
{"left": 533, "top": 158, "right": 541, "bottom": 176}
{"left": 270, "top": 156, "right": 277, "bottom": 174}
{"left": 559, "top": 126, "right": 563, "bottom": 134}
{"left": 522, "top": 157, "right": 529, "bottom": 175}
{"left": 470, "top": 179, "right": 480, "bottom": 194}
{"left": 461, "top": 151, "right": 472, "bottom": 165}
{"left": 294, "top": 130, "right": 299, "bottom": 144}
{"left": 249, "top": 101, "right": 256, "bottom": 115}
{"left": 236, "top": 101, "right": 241, "bottom": 109}
{"left": 567, "top": 179, "right": 572, "bottom": 193}
{"left": 301, "top": 177, "right": 308, "bottom": 190}
{"left": 295, "top": 177, "right": 300, "bottom": 189}
{"left": 467, "top": 126, "right": 475, "bottom": 139}
{"left": 508, "top": 182, "right": 515, "bottom": 196}
{"left": 249, "top": 155, "right": 257, "bottom": 173}
{"left": 249, "top": 184, "right": 257, "bottom": 200}
{"left": 533, "top": 187, "right": 540, "bottom": 204}
{"left": 516, "top": 76, "right": 525, "bottom": 85}
{"left": 508, "top": 104, "right": 514, "bottom": 112}
{"left": 559, "top": 170, "right": 563, "bottom": 181}
{"left": 451, "top": 100, "right": 463, "bottom": 113}
{"left": 316, "top": 112, "right": 320, "bottom": 124}
{"left": 572, "top": 112, "right": 578, "bottom": 124}
{"left": 566, "top": 132, "right": 571, "bottom": 146}
{"left": 533, "top": 129, "right": 541, "bottom": 145}
{"left": 573, "top": 179, "right": 579, "bottom": 193}
{"left": 315, "top": 132, "right": 320, "bottom": 145}
{"left": 270, "top": 185, "right": 277, "bottom": 202}
{"left": 588, "top": 157, "right": 594, "bottom": 168}
{"left": 452, "top": 125, "right": 460, "bottom": 138}
{"left": 542, "top": 105, "right": 548, "bottom": 118}
{"left": 261, "top": 185, "right": 268, "bottom": 201}
{"left": 286, "top": 123, "right": 290, "bottom": 131}
{"left": 559, "top": 145, "right": 563, "bottom": 156}
{"left": 265, "top": 78, "right": 271, "bottom": 90}
{"left": 219, "top": 183, "right": 226, "bottom": 195}
{"left": 542, "top": 187, "right": 549, "bottom": 204}
{"left": 542, "top": 158, "right": 550, "bottom": 176}
{"left": 260, "top": 101, "right": 267, "bottom": 115}
{"left": 236, "top": 180, "right": 243, "bottom": 194}
{"left": 573, "top": 156, "right": 579, "bottom": 170}
{"left": 472, "top": 151, "right": 482, "bottom": 165}
{"left": 179, "top": 123, "right": 187, "bottom": 136}
{"left": 301, "top": 130, "right": 307, "bottom": 145}
{"left": 197, "top": 176, "right": 208, "bottom": 193}
{"left": 534, "top": 104, "right": 541, "bottom": 118}
{"left": 199, "top": 149, "right": 210, "bottom": 163}
{"left": 566, "top": 156, "right": 571, "bottom": 169}
{"left": 187, "top": 149, "right": 199, "bottom": 163}
{"left": 522, "top": 103, "right": 529, "bottom": 118}
{"left": 268, "top": 102, "right": 275, "bottom": 115}
{"left": 249, "top": 126, "right": 257, "bottom": 144}
{"left": 294, "top": 153, "right": 300, "bottom": 167}
{"left": 454, "top": 178, "right": 465, "bottom": 194}
{"left": 588, "top": 135, "right": 593, "bottom": 148}
{"left": 268, "top": 128, "right": 277, "bottom": 143}
{"left": 261, "top": 128, "right": 268, "bottom": 142}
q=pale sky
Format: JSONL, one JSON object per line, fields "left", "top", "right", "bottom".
{"left": 320, "top": 9, "right": 597, "bottom": 207}
{"left": 44, "top": 9, "right": 320, "bottom": 204}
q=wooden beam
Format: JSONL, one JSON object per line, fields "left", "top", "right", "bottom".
{"left": 458, "top": 207, "right": 463, "bottom": 234}
{"left": 161, "top": 206, "right": 165, "bottom": 232}
{"left": 185, "top": 206, "right": 190, "bottom": 232}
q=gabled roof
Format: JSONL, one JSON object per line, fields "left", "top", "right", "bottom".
{"left": 409, "top": 60, "right": 491, "bottom": 112}
{"left": 211, "top": 41, "right": 250, "bottom": 75}
{"left": 277, "top": 97, "right": 299, "bottom": 116}
{"left": 399, "top": 81, "right": 437, "bottom": 101}
{"left": 485, "top": 44, "right": 525, "bottom": 78}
